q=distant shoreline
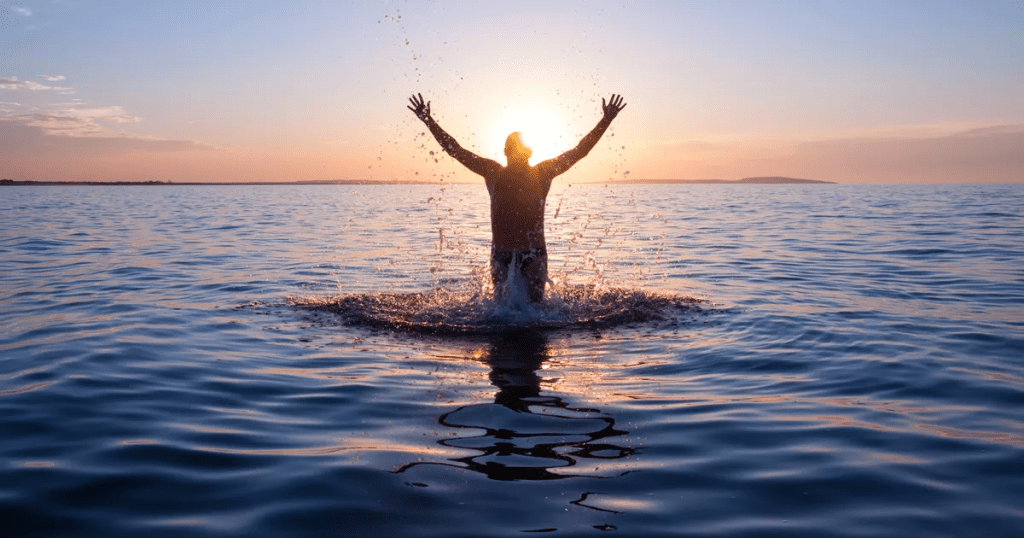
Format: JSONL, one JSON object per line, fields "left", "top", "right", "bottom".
{"left": 0, "top": 179, "right": 446, "bottom": 186}
{"left": 1, "top": 176, "right": 834, "bottom": 186}
{"left": 607, "top": 177, "right": 834, "bottom": 185}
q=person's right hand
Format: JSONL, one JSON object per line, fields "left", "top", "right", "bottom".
{"left": 602, "top": 94, "right": 626, "bottom": 120}
{"left": 408, "top": 93, "right": 431, "bottom": 121}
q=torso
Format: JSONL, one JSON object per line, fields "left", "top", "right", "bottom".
{"left": 485, "top": 165, "right": 552, "bottom": 250}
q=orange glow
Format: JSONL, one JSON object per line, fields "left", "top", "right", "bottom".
{"left": 18, "top": 461, "right": 57, "bottom": 468}
{"left": 482, "top": 101, "right": 573, "bottom": 163}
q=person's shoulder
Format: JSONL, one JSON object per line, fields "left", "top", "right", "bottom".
{"left": 484, "top": 163, "right": 507, "bottom": 177}
{"left": 482, "top": 166, "right": 504, "bottom": 184}
{"left": 533, "top": 159, "right": 562, "bottom": 180}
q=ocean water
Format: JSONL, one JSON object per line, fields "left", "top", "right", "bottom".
{"left": 1, "top": 182, "right": 1022, "bottom": 537}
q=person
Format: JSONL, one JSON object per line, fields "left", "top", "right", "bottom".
{"left": 408, "top": 92, "right": 626, "bottom": 303}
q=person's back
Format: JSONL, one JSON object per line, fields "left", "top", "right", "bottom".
{"left": 408, "top": 93, "right": 626, "bottom": 302}
{"left": 487, "top": 162, "right": 547, "bottom": 249}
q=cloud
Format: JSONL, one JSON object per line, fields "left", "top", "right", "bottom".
{"left": 12, "top": 6, "right": 31, "bottom": 17}
{"left": 0, "top": 117, "right": 215, "bottom": 155}
{"left": 641, "top": 123, "right": 1024, "bottom": 183}
{"left": 778, "top": 125, "right": 1024, "bottom": 183}
{"left": 0, "top": 76, "right": 72, "bottom": 92}
{"left": 0, "top": 84, "right": 220, "bottom": 181}
{"left": 63, "top": 105, "right": 143, "bottom": 124}
{"left": 653, "top": 139, "right": 739, "bottom": 158}
{"left": 38, "top": 74, "right": 66, "bottom": 82}
{"left": 3, "top": 106, "right": 142, "bottom": 137}
{"left": 1, "top": 99, "right": 213, "bottom": 158}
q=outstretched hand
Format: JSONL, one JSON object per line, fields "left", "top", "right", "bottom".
{"left": 407, "top": 93, "right": 431, "bottom": 122}
{"left": 602, "top": 94, "right": 627, "bottom": 120}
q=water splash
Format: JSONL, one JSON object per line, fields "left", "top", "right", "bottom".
{"left": 316, "top": 183, "right": 694, "bottom": 335}
{"left": 491, "top": 258, "right": 536, "bottom": 315}
{"left": 290, "top": 268, "right": 702, "bottom": 336}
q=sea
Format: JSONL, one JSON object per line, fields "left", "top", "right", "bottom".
{"left": 1, "top": 182, "right": 1022, "bottom": 537}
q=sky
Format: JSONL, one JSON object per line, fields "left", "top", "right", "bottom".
{"left": 1, "top": 0, "right": 1022, "bottom": 184}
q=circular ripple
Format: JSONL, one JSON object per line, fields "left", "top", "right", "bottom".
{"left": 291, "top": 283, "right": 703, "bottom": 335}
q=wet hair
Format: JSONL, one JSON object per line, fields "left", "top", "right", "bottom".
{"left": 504, "top": 132, "right": 533, "bottom": 162}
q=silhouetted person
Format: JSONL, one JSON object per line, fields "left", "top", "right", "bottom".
{"left": 408, "top": 93, "right": 626, "bottom": 302}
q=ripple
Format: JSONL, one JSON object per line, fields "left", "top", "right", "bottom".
{"left": 2, "top": 184, "right": 1023, "bottom": 538}
{"left": 290, "top": 283, "right": 703, "bottom": 335}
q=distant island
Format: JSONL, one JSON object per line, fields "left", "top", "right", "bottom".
{"left": 607, "top": 177, "right": 834, "bottom": 185}
{"left": 2, "top": 176, "right": 833, "bottom": 186}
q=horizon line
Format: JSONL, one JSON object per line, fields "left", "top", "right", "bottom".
{"left": 1, "top": 176, "right": 841, "bottom": 186}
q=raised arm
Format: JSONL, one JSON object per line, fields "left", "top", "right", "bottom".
{"left": 408, "top": 93, "right": 501, "bottom": 177}
{"left": 537, "top": 94, "right": 626, "bottom": 180}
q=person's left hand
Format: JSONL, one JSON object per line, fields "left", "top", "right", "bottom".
{"left": 408, "top": 93, "right": 431, "bottom": 121}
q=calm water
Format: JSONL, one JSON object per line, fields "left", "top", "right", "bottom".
{"left": 1, "top": 183, "right": 1022, "bottom": 537}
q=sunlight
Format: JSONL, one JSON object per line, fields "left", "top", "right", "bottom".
{"left": 483, "top": 102, "right": 573, "bottom": 163}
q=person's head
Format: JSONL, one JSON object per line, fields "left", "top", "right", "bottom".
{"left": 504, "top": 132, "right": 533, "bottom": 164}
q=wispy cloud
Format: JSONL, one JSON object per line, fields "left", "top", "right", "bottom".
{"left": 787, "top": 124, "right": 1024, "bottom": 183}
{"left": 1, "top": 74, "right": 208, "bottom": 152}
{"left": 1, "top": 94, "right": 214, "bottom": 159}
{"left": 645, "top": 122, "right": 1024, "bottom": 183}
{"left": 0, "top": 76, "right": 72, "bottom": 92}
{"left": 5, "top": 106, "right": 142, "bottom": 137}
{"left": 10, "top": 5, "right": 31, "bottom": 16}
{"left": 0, "top": 119, "right": 216, "bottom": 158}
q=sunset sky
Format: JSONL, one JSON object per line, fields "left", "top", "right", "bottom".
{"left": 2, "top": 0, "right": 1022, "bottom": 184}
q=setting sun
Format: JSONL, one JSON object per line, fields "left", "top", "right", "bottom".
{"left": 1, "top": 1, "right": 1021, "bottom": 184}
{"left": 483, "top": 102, "right": 574, "bottom": 163}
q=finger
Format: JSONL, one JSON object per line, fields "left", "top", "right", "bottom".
{"left": 602, "top": 97, "right": 607, "bottom": 109}
{"left": 418, "top": 92, "right": 424, "bottom": 105}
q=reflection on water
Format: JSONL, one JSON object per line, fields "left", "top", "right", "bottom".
{"left": 5, "top": 184, "right": 1023, "bottom": 536}
{"left": 395, "top": 330, "right": 633, "bottom": 481}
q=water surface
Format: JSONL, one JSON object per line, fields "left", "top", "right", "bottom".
{"left": 1, "top": 183, "right": 1022, "bottom": 537}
